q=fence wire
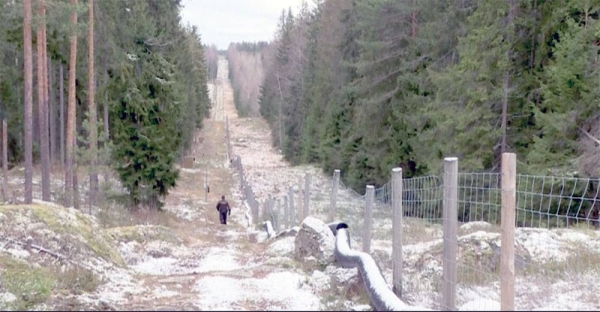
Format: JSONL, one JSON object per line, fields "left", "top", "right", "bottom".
{"left": 331, "top": 170, "right": 600, "bottom": 310}
{"left": 229, "top": 125, "right": 600, "bottom": 311}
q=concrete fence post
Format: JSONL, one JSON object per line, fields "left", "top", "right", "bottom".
{"left": 329, "top": 169, "right": 340, "bottom": 222}
{"left": 442, "top": 157, "right": 458, "bottom": 311}
{"left": 501, "top": 153, "right": 517, "bottom": 311}
{"left": 392, "top": 167, "right": 403, "bottom": 297}
{"left": 363, "top": 185, "right": 375, "bottom": 253}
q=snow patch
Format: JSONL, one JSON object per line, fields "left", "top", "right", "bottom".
{"left": 6, "top": 247, "right": 30, "bottom": 259}
{"left": 195, "top": 247, "right": 240, "bottom": 273}
{"left": 0, "top": 292, "right": 16, "bottom": 303}
{"left": 459, "top": 221, "right": 493, "bottom": 232}
{"left": 516, "top": 229, "right": 567, "bottom": 262}
{"left": 180, "top": 168, "right": 204, "bottom": 174}
{"left": 459, "top": 299, "right": 500, "bottom": 311}
{"left": 194, "top": 271, "right": 321, "bottom": 310}
{"left": 267, "top": 236, "right": 295, "bottom": 256}
{"left": 310, "top": 270, "right": 331, "bottom": 292}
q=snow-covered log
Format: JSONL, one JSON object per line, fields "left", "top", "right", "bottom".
{"left": 333, "top": 223, "right": 433, "bottom": 311}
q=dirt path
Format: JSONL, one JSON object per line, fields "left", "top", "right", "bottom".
{"left": 114, "top": 57, "right": 322, "bottom": 311}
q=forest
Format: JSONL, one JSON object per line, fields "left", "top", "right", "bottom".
{"left": 227, "top": 0, "right": 600, "bottom": 192}
{"left": 0, "top": 0, "right": 215, "bottom": 209}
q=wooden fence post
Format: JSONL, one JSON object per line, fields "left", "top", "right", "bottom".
{"left": 297, "top": 177, "right": 303, "bottom": 222}
{"left": 304, "top": 173, "right": 311, "bottom": 218}
{"left": 329, "top": 169, "right": 340, "bottom": 222}
{"left": 501, "top": 153, "right": 516, "bottom": 311}
{"left": 289, "top": 186, "right": 296, "bottom": 226}
{"left": 443, "top": 157, "right": 458, "bottom": 311}
{"left": 363, "top": 185, "right": 374, "bottom": 253}
{"left": 392, "top": 167, "right": 403, "bottom": 297}
{"left": 274, "top": 197, "right": 280, "bottom": 231}
{"left": 284, "top": 195, "right": 289, "bottom": 229}
{"left": 252, "top": 193, "right": 259, "bottom": 225}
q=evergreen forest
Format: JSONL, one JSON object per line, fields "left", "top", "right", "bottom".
{"left": 0, "top": 0, "right": 214, "bottom": 208}
{"left": 242, "top": 0, "right": 600, "bottom": 192}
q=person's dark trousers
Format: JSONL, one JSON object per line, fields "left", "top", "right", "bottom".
{"left": 220, "top": 211, "right": 227, "bottom": 225}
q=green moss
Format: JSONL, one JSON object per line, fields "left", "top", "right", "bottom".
{"left": 0, "top": 255, "right": 54, "bottom": 311}
{"left": 0, "top": 205, "right": 125, "bottom": 268}
{"left": 107, "top": 225, "right": 181, "bottom": 245}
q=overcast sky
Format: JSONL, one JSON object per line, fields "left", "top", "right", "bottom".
{"left": 180, "top": 0, "right": 313, "bottom": 50}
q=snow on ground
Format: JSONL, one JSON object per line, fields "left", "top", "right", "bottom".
{"left": 195, "top": 246, "right": 242, "bottom": 273}
{"left": 225, "top": 73, "right": 600, "bottom": 310}
{"left": 266, "top": 236, "right": 295, "bottom": 256}
{"left": 194, "top": 271, "right": 321, "bottom": 311}
{"left": 162, "top": 202, "right": 204, "bottom": 221}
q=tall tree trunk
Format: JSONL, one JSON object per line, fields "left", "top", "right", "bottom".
{"left": 60, "top": 64, "right": 65, "bottom": 167}
{"left": 66, "top": 0, "right": 78, "bottom": 207}
{"left": 37, "top": 0, "right": 50, "bottom": 201}
{"left": 23, "top": 0, "right": 33, "bottom": 204}
{"left": 103, "top": 61, "right": 109, "bottom": 184}
{"left": 73, "top": 163, "right": 80, "bottom": 208}
{"left": 88, "top": 0, "right": 98, "bottom": 206}
{"left": 276, "top": 73, "right": 284, "bottom": 148}
{"left": 49, "top": 58, "right": 56, "bottom": 165}
{"left": 33, "top": 50, "right": 39, "bottom": 151}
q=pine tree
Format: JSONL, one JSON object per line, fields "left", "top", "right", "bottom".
{"left": 65, "top": 0, "right": 78, "bottom": 207}
{"left": 36, "top": 0, "right": 51, "bottom": 201}
{"left": 23, "top": 0, "right": 34, "bottom": 204}
{"left": 88, "top": 0, "right": 98, "bottom": 206}
{"left": 107, "top": 0, "right": 183, "bottom": 209}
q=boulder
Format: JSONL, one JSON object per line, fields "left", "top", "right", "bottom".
{"left": 294, "top": 217, "right": 335, "bottom": 266}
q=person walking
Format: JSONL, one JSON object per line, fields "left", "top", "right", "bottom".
{"left": 216, "top": 195, "right": 231, "bottom": 225}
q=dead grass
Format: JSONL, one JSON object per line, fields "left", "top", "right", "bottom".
{"left": 524, "top": 242, "right": 600, "bottom": 277}
{"left": 403, "top": 218, "right": 443, "bottom": 244}
{"left": 52, "top": 264, "right": 102, "bottom": 294}
{"left": 321, "top": 274, "right": 371, "bottom": 311}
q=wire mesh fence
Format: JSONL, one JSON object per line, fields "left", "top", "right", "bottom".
{"left": 327, "top": 163, "right": 600, "bottom": 311}
{"left": 227, "top": 123, "right": 600, "bottom": 311}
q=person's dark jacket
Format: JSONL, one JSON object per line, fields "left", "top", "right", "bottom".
{"left": 216, "top": 200, "right": 231, "bottom": 215}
